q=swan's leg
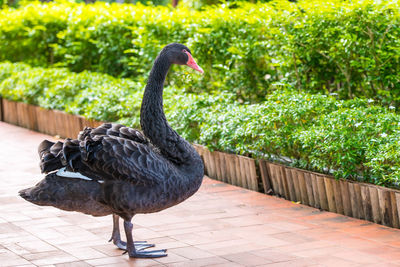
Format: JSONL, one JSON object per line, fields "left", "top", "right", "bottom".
{"left": 109, "top": 214, "right": 154, "bottom": 251}
{"left": 109, "top": 214, "right": 127, "bottom": 250}
{"left": 123, "top": 220, "right": 167, "bottom": 258}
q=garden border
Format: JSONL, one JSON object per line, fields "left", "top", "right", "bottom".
{"left": 3, "top": 98, "right": 400, "bottom": 229}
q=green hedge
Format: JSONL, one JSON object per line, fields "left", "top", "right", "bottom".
{"left": 0, "top": 62, "right": 143, "bottom": 122}
{"left": 1, "top": 62, "right": 399, "bottom": 188}
{"left": 1, "top": 0, "right": 400, "bottom": 104}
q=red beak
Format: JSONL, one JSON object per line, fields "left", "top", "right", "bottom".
{"left": 184, "top": 51, "right": 204, "bottom": 74}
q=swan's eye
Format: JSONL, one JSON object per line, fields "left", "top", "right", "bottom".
{"left": 182, "top": 49, "right": 187, "bottom": 53}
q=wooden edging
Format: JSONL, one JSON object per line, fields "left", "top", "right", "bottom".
{"left": 3, "top": 98, "right": 400, "bottom": 229}
{"left": 1, "top": 98, "right": 102, "bottom": 138}
{"left": 193, "top": 144, "right": 259, "bottom": 192}
{"left": 260, "top": 161, "right": 400, "bottom": 229}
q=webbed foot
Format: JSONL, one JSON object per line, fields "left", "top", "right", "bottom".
{"left": 124, "top": 248, "right": 168, "bottom": 258}
{"left": 123, "top": 220, "right": 167, "bottom": 258}
{"left": 109, "top": 236, "right": 155, "bottom": 251}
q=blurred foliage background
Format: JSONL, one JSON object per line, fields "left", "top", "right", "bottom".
{"left": 1, "top": 0, "right": 275, "bottom": 8}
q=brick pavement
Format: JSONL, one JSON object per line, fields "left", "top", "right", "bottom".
{"left": 1, "top": 121, "right": 400, "bottom": 266}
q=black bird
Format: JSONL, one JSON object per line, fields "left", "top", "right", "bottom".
{"left": 19, "top": 43, "right": 205, "bottom": 258}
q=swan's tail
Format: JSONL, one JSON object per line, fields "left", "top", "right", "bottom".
{"left": 38, "top": 140, "right": 65, "bottom": 173}
{"left": 38, "top": 138, "right": 84, "bottom": 173}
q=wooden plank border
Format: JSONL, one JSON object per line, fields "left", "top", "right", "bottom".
{"left": 259, "top": 159, "right": 273, "bottom": 194}
{"left": 0, "top": 97, "right": 2, "bottom": 121}
{"left": 2, "top": 98, "right": 18, "bottom": 125}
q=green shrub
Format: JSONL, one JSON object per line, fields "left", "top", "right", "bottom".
{"left": 65, "top": 78, "right": 143, "bottom": 122}
{"left": 163, "top": 88, "right": 400, "bottom": 187}
{"left": 0, "top": 3, "right": 68, "bottom": 66}
{"left": 38, "top": 71, "right": 120, "bottom": 111}
{"left": 0, "top": 62, "right": 144, "bottom": 121}
{"left": 0, "top": 61, "right": 31, "bottom": 81}
{"left": 293, "top": 104, "right": 400, "bottom": 182}
{"left": 0, "top": 67, "right": 69, "bottom": 104}
{"left": 280, "top": 0, "right": 400, "bottom": 105}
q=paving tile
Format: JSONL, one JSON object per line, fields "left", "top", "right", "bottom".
{"left": 218, "top": 216, "right": 265, "bottom": 227}
{"left": 146, "top": 237, "right": 178, "bottom": 245}
{"left": 15, "top": 239, "right": 58, "bottom": 253}
{"left": 85, "top": 256, "right": 134, "bottom": 265}
{"left": 152, "top": 241, "right": 189, "bottom": 250}
{"left": 266, "top": 221, "right": 311, "bottom": 232}
{"left": 332, "top": 250, "right": 383, "bottom": 264}
{"left": 208, "top": 263, "right": 244, "bottom": 267}
{"left": 365, "top": 263, "right": 400, "bottom": 267}
{"left": 257, "top": 257, "right": 320, "bottom": 267}
{"left": 250, "top": 249, "right": 298, "bottom": 263}
{"left": 0, "top": 232, "right": 38, "bottom": 244}
{"left": 153, "top": 252, "right": 190, "bottom": 264}
{"left": 209, "top": 242, "right": 269, "bottom": 256}
{"left": 133, "top": 228, "right": 168, "bottom": 239}
{"left": 161, "top": 225, "right": 212, "bottom": 236}
{"left": 273, "top": 240, "right": 334, "bottom": 253}
{"left": 55, "top": 262, "right": 92, "bottom": 267}
{"left": 311, "top": 255, "right": 364, "bottom": 267}
{"left": 26, "top": 227, "right": 67, "bottom": 240}
{"left": 222, "top": 252, "right": 273, "bottom": 265}
{"left": 25, "top": 250, "right": 80, "bottom": 265}
{"left": 361, "top": 246, "right": 400, "bottom": 261}
{"left": 195, "top": 239, "right": 250, "bottom": 250}
{"left": 169, "top": 256, "right": 232, "bottom": 267}
{"left": 270, "top": 232, "right": 315, "bottom": 244}
{"left": 169, "top": 246, "right": 214, "bottom": 259}
{"left": 0, "top": 249, "right": 31, "bottom": 266}
{"left": 193, "top": 230, "right": 239, "bottom": 242}
{"left": 291, "top": 245, "right": 346, "bottom": 258}
{"left": 13, "top": 217, "right": 71, "bottom": 229}
{"left": 91, "top": 244, "right": 126, "bottom": 257}
{"left": 58, "top": 245, "right": 108, "bottom": 260}
{"left": 93, "top": 257, "right": 164, "bottom": 267}
{"left": 3, "top": 242, "right": 30, "bottom": 255}
{"left": 169, "top": 233, "right": 225, "bottom": 246}
{"left": 152, "top": 221, "right": 202, "bottom": 232}
{"left": 232, "top": 231, "right": 291, "bottom": 247}
{"left": 0, "top": 212, "right": 32, "bottom": 222}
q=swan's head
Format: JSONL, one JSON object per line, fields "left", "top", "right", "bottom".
{"left": 163, "top": 43, "right": 204, "bottom": 74}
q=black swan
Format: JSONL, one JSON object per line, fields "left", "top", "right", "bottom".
{"left": 19, "top": 43, "right": 205, "bottom": 258}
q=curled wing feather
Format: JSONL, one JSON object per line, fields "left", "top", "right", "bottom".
{"left": 78, "top": 135, "right": 170, "bottom": 186}
{"left": 79, "top": 123, "right": 149, "bottom": 145}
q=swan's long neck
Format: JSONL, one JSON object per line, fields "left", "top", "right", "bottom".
{"left": 140, "top": 53, "right": 197, "bottom": 166}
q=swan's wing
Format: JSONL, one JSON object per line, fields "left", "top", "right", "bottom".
{"left": 38, "top": 123, "right": 155, "bottom": 177}
{"left": 78, "top": 123, "right": 149, "bottom": 145}
{"left": 65, "top": 135, "right": 170, "bottom": 186}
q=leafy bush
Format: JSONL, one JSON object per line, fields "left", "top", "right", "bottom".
{"left": 180, "top": 91, "right": 400, "bottom": 188}
{"left": 39, "top": 71, "right": 122, "bottom": 111}
{"left": 1, "top": 62, "right": 400, "bottom": 188}
{"left": 0, "top": 63, "right": 143, "bottom": 121}
{"left": 0, "top": 3, "right": 68, "bottom": 66}
{"left": 0, "top": 67, "right": 70, "bottom": 104}
{"left": 279, "top": 1, "right": 400, "bottom": 105}
{"left": 65, "top": 78, "right": 143, "bottom": 122}
{"left": 2, "top": 0, "right": 400, "bottom": 104}
{"left": 0, "top": 61, "right": 31, "bottom": 81}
